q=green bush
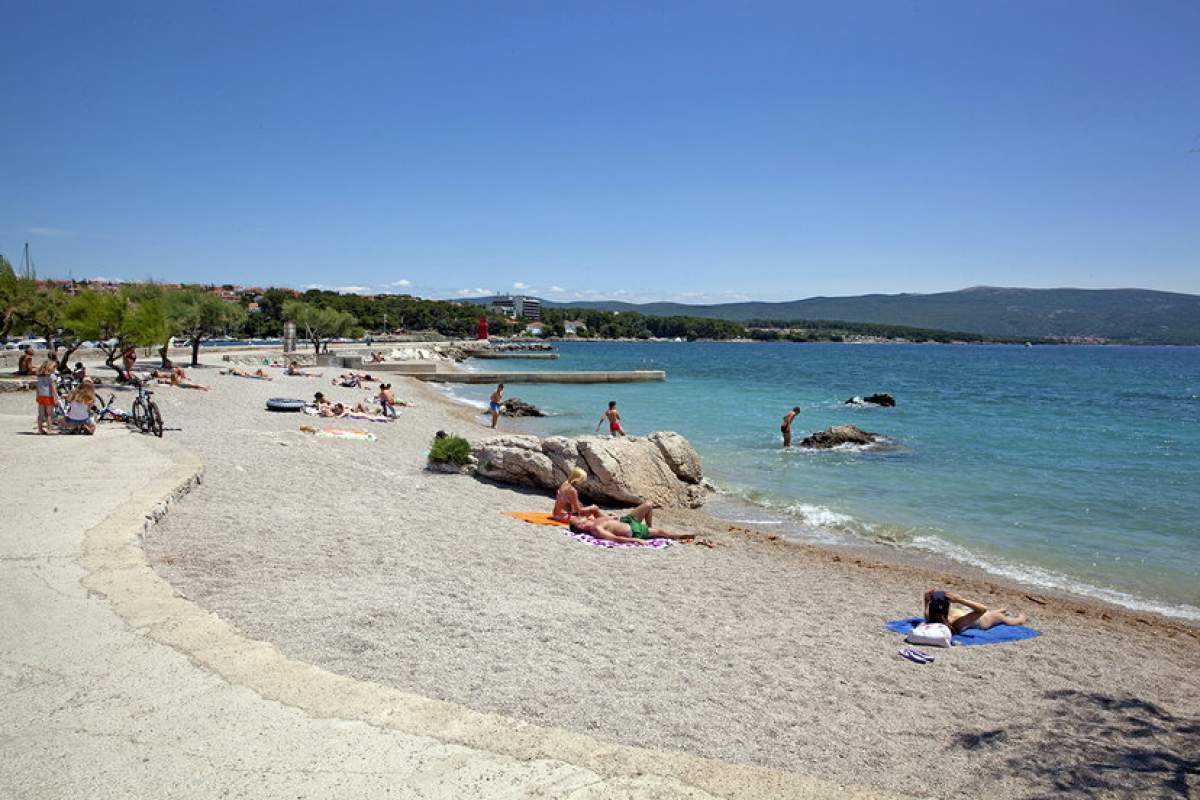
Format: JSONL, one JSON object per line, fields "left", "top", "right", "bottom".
{"left": 429, "top": 434, "right": 472, "bottom": 466}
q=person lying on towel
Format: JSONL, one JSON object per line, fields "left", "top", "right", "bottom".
{"left": 568, "top": 502, "right": 695, "bottom": 545}
{"left": 924, "top": 590, "right": 1028, "bottom": 635}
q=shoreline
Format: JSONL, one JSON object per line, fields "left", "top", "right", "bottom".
{"left": 426, "top": 375, "right": 1200, "bottom": 630}
{"left": 7, "top": 358, "right": 1196, "bottom": 797}
{"left": 87, "top": 367, "right": 1200, "bottom": 797}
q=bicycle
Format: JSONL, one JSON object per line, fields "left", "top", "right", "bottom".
{"left": 130, "top": 380, "right": 164, "bottom": 438}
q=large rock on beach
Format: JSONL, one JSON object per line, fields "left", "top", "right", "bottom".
{"left": 501, "top": 397, "right": 545, "bottom": 417}
{"left": 799, "top": 424, "right": 878, "bottom": 449}
{"left": 473, "top": 432, "right": 708, "bottom": 508}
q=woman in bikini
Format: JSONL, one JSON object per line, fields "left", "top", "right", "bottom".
{"left": 551, "top": 467, "right": 604, "bottom": 522}
{"left": 924, "top": 590, "right": 1028, "bottom": 634}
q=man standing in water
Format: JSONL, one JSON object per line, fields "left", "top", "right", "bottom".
{"left": 487, "top": 383, "right": 504, "bottom": 428}
{"left": 597, "top": 400, "right": 625, "bottom": 436}
{"left": 781, "top": 405, "right": 800, "bottom": 447}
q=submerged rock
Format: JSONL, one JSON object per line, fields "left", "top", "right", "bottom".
{"left": 473, "top": 432, "right": 708, "bottom": 508}
{"left": 845, "top": 393, "right": 896, "bottom": 407}
{"left": 501, "top": 397, "right": 545, "bottom": 417}
{"left": 799, "top": 424, "right": 878, "bottom": 449}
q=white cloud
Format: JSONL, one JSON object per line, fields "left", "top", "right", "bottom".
{"left": 548, "top": 286, "right": 565, "bottom": 293}
{"left": 28, "top": 226, "right": 73, "bottom": 238}
{"left": 457, "top": 287, "right": 494, "bottom": 297}
{"left": 512, "top": 281, "right": 527, "bottom": 289}
{"left": 87, "top": 275, "right": 127, "bottom": 284}
{"left": 388, "top": 279, "right": 412, "bottom": 287}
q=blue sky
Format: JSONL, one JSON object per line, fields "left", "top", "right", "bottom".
{"left": 2, "top": 1, "right": 1198, "bottom": 303}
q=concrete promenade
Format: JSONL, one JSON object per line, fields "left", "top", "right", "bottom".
{"left": 0, "top": 412, "right": 887, "bottom": 800}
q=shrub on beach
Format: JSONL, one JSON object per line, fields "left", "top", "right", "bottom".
{"left": 428, "top": 434, "right": 472, "bottom": 466}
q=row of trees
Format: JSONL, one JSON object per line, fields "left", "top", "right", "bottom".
{"left": 1, "top": 257, "right": 246, "bottom": 372}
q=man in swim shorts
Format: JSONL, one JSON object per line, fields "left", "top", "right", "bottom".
{"left": 781, "top": 406, "right": 800, "bottom": 447}
{"left": 569, "top": 501, "right": 694, "bottom": 543}
{"left": 597, "top": 400, "right": 625, "bottom": 436}
{"left": 487, "top": 383, "right": 504, "bottom": 428}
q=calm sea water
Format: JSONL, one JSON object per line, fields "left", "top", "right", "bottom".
{"left": 444, "top": 342, "right": 1200, "bottom": 619}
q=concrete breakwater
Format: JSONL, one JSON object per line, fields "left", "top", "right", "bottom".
{"left": 417, "top": 370, "right": 665, "bottom": 384}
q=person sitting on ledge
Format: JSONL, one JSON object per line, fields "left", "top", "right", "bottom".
{"left": 568, "top": 502, "right": 695, "bottom": 544}
{"left": 17, "top": 346, "right": 35, "bottom": 376}
{"left": 551, "top": 467, "right": 604, "bottom": 522}
{"left": 924, "top": 590, "right": 1028, "bottom": 634}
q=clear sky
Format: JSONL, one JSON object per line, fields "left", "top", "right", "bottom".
{"left": 2, "top": 1, "right": 1198, "bottom": 303}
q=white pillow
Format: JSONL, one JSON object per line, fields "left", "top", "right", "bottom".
{"left": 906, "top": 622, "right": 953, "bottom": 648}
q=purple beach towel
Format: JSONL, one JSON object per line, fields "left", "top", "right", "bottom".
{"left": 567, "top": 531, "right": 672, "bottom": 549}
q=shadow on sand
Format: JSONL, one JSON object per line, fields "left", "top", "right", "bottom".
{"left": 952, "top": 689, "right": 1199, "bottom": 797}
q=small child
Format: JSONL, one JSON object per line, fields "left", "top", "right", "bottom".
{"left": 34, "top": 359, "right": 59, "bottom": 434}
{"left": 597, "top": 400, "right": 625, "bottom": 437}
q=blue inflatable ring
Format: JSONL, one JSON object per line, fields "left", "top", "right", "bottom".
{"left": 265, "top": 398, "right": 306, "bottom": 412}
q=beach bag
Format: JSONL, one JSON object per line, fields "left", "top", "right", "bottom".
{"left": 906, "top": 622, "right": 953, "bottom": 648}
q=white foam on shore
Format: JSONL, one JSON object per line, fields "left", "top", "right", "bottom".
{"left": 909, "top": 534, "right": 1200, "bottom": 622}
{"left": 711, "top": 482, "right": 1200, "bottom": 622}
{"left": 430, "top": 382, "right": 489, "bottom": 410}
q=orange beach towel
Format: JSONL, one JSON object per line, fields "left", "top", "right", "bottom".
{"left": 503, "top": 512, "right": 568, "bottom": 527}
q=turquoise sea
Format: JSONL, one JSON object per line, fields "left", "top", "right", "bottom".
{"left": 443, "top": 342, "right": 1200, "bottom": 620}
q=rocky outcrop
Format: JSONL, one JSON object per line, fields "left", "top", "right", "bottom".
{"left": 845, "top": 393, "right": 896, "bottom": 407}
{"left": 799, "top": 424, "right": 878, "bottom": 449}
{"left": 473, "top": 432, "right": 708, "bottom": 508}
{"left": 501, "top": 398, "right": 545, "bottom": 417}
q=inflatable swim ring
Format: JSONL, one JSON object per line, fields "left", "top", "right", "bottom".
{"left": 265, "top": 397, "right": 306, "bottom": 412}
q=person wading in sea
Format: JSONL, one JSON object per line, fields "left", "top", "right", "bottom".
{"left": 487, "top": 383, "right": 504, "bottom": 428}
{"left": 597, "top": 400, "right": 626, "bottom": 436}
{"left": 781, "top": 406, "right": 800, "bottom": 447}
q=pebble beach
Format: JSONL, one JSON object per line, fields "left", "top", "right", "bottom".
{"left": 9, "top": 358, "right": 1197, "bottom": 798}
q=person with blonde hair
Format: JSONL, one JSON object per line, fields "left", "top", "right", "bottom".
{"left": 61, "top": 379, "right": 97, "bottom": 434}
{"left": 551, "top": 466, "right": 604, "bottom": 522}
{"left": 34, "top": 359, "right": 60, "bottom": 434}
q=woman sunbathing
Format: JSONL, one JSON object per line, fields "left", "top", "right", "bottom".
{"left": 225, "top": 367, "right": 272, "bottom": 380}
{"left": 552, "top": 467, "right": 604, "bottom": 521}
{"left": 568, "top": 502, "right": 695, "bottom": 543}
{"left": 923, "top": 590, "right": 1028, "bottom": 634}
{"left": 286, "top": 361, "right": 322, "bottom": 377}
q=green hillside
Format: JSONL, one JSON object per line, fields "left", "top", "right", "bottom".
{"left": 542, "top": 287, "right": 1200, "bottom": 344}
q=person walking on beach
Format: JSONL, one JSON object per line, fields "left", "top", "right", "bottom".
{"left": 34, "top": 359, "right": 59, "bottom": 434}
{"left": 781, "top": 406, "right": 800, "bottom": 447}
{"left": 488, "top": 383, "right": 504, "bottom": 428}
{"left": 597, "top": 400, "right": 625, "bottom": 436}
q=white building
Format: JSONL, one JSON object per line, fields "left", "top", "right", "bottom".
{"left": 489, "top": 294, "right": 542, "bottom": 321}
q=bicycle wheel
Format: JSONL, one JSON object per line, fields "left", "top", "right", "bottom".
{"left": 148, "top": 402, "right": 164, "bottom": 438}
{"left": 132, "top": 398, "right": 146, "bottom": 431}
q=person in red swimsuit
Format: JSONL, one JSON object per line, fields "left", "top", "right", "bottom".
{"left": 596, "top": 400, "right": 625, "bottom": 436}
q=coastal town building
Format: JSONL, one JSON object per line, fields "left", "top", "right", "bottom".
{"left": 489, "top": 294, "right": 542, "bottom": 321}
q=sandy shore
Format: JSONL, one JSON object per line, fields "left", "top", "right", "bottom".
{"left": 8, "top": 357, "right": 1196, "bottom": 798}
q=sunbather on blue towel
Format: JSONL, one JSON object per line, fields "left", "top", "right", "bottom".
{"left": 924, "top": 589, "right": 1028, "bottom": 635}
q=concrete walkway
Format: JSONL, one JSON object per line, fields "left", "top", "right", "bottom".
{"left": 0, "top": 413, "right": 889, "bottom": 799}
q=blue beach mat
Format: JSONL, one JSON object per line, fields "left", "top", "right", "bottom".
{"left": 885, "top": 617, "right": 1041, "bottom": 646}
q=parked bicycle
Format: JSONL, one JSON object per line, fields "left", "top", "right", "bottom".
{"left": 129, "top": 380, "right": 164, "bottom": 438}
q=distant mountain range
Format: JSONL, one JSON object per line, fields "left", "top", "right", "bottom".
{"left": 473, "top": 287, "right": 1200, "bottom": 344}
